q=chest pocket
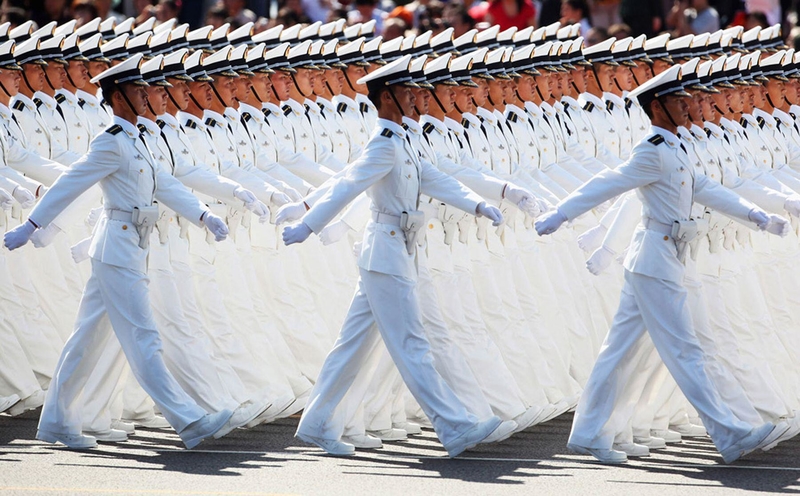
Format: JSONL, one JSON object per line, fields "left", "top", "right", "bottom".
{"left": 395, "top": 158, "right": 419, "bottom": 200}
{"left": 670, "top": 163, "right": 694, "bottom": 214}
{"left": 131, "top": 146, "right": 155, "bottom": 197}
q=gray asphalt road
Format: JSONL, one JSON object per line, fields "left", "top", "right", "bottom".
{"left": 1, "top": 409, "right": 799, "bottom": 495}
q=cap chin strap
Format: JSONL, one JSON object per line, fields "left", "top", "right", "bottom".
{"left": 534, "top": 83, "right": 545, "bottom": 103}
{"left": 657, "top": 97, "right": 681, "bottom": 129}
{"left": 117, "top": 83, "right": 141, "bottom": 117}
{"left": 165, "top": 85, "right": 183, "bottom": 112}
{"left": 342, "top": 68, "right": 357, "bottom": 94}
{"left": 250, "top": 85, "right": 264, "bottom": 103}
{"left": 430, "top": 87, "right": 448, "bottom": 114}
{"left": 291, "top": 74, "right": 309, "bottom": 98}
{"left": 21, "top": 68, "right": 36, "bottom": 94}
{"left": 765, "top": 91, "right": 778, "bottom": 110}
{"left": 209, "top": 81, "right": 229, "bottom": 109}
{"left": 591, "top": 65, "right": 605, "bottom": 93}
{"left": 387, "top": 86, "right": 406, "bottom": 116}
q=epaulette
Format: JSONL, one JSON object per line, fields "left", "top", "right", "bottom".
{"left": 282, "top": 104, "right": 292, "bottom": 116}
{"left": 204, "top": 117, "right": 216, "bottom": 127}
{"left": 262, "top": 108, "right": 272, "bottom": 118}
{"left": 401, "top": 123, "right": 409, "bottom": 130}
{"left": 156, "top": 119, "right": 166, "bottom": 129}
{"left": 705, "top": 128, "right": 712, "bottom": 137}
{"left": 336, "top": 102, "right": 347, "bottom": 113}
{"left": 461, "top": 118, "right": 470, "bottom": 128}
{"left": 54, "top": 93, "right": 66, "bottom": 105}
{"left": 184, "top": 119, "right": 197, "bottom": 129}
{"left": 624, "top": 98, "right": 633, "bottom": 111}
{"left": 137, "top": 123, "right": 147, "bottom": 133}
{"left": 12, "top": 100, "right": 25, "bottom": 111}
{"left": 78, "top": 98, "right": 86, "bottom": 108}
{"left": 740, "top": 117, "right": 748, "bottom": 128}
{"left": 242, "top": 112, "right": 252, "bottom": 122}
{"left": 791, "top": 112, "right": 797, "bottom": 120}
{"left": 106, "top": 124, "right": 123, "bottom": 135}
{"left": 359, "top": 102, "right": 369, "bottom": 114}
{"left": 756, "top": 116, "right": 766, "bottom": 129}
{"left": 317, "top": 102, "right": 325, "bottom": 112}
{"left": 647, "top": 134, "right": 665, "bottom": 146}
{"left": 605, "top": 100, "right": 614, "bottom": 112}
{"left": 422, "top": 122, "right": 435, "bottom": 135}
{"left": 582, "top": 101, "right": 594, "bottom": 112}
{"left": 380, "top": 128, "right": 394, "bottom": 138}
{"left": 33, "top": 97, "right": 43, "bottom": 108}
{"left": 507, "top": 112, "right": 519, "bottom": 123}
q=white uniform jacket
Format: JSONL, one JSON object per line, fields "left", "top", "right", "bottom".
{"left": 557, "top": 126, "right": 756, "bottom": 283}
{"left": 29, "top": 117, "right": 208, "bottom": 273}
{"left": 303, "top": 119, "right": 484, "bottom": 280}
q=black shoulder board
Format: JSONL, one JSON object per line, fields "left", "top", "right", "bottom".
{"left": 740, "top": 117, "right": 748, "bottom": 128}
{"left": 262, "top": 108, "right": 272, "bottom": 118}
{"left": 359, "top": 102, "right": 369, "bottom": 113}
{"left": 507, "top": 112, "right": 518, "bottom": 123}
{"left": 461, "top": 118, "right": 470, "bottom": 128}
{"left": 204, "top": 117, "right": 216, "bottom": 127}
{"left": 282, "top": 104, "right": 292, "bottom": 116}
{"left": 624, "top": 98, "right": 633, "bottom": 111}
{"left": 705, "top": 128, "right": 712, "bottom": 137}
{"left": 647, "top": 134, "right": 665, "bottom": 145}
{"left": 242, "top": 112, "right": 252, "bottom": 122}
{"left": 34, "top": 98, "right": 43, "bottom": 108}
{"left": 136, "top": 123, "right": 147, "bottom": 133}
{"left": 422, "top": 122, "right": 435, "bottom": 134}
{"left": 401, "top": 123, "right": 409, "bottom": 130}
{"left": 582, "top": 101, "right": 594, "bottom": 112}
{"left": 317, "top": 102, "right": 325, "bottom": 112}
{"left": 791, "top": 112, "right": 797, "bottom": 120}
{"left": 757, "top": 116, "right": 766, "bottom": 129}
{"left": 185, "top": 119, "right": 197, "bottom": 129}
{"left": 106, "top": 124, "right": 123, "bottom": 135}
{"left": 605, "top": 100, "right": 614, "bottom": 112}
{"left": 380, "top": 128, "right": 394, "bottom": 138}
{"left": 12, "top": 100, "right": 25, "bottom": 111}
{"left": 78, "top": 98, "right": 86, "bottom": 108}
{"left": 55, "top": 93, "right": 66, "bottom": 104}
{"left": 336, "top": 102, "right": 347, "bottom": 113}
{"left": 156, "top": 119, "right": 166, "bottom": 129}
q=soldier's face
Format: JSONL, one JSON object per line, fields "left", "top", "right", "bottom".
{"left": 167, "top": 79, "right": 190, "bottom": 110}
{"left": 592, "top": 63, "right": 615, "bottom": 92}
{"left": 614, "top": 65, "right": 633, "bottom": 91}
{"left": 67, "top": 60, "right": 88, "bottom": 89}
{"left": 0, "top": 68, "right": 21, "bottom": 95}
{"left": 516, "top": 74, "right": 535, "bottom": 102}
{"left": 411, "top": 87, "right": 429, "bottom": 114}
{"left": 345, "top": 65, "right": 367, "bottom": 93}
{"left": 328, "top": 69, "right": 345, "bottom": 94}
{"left": 394, "top": 86, "right": 416, "bottom": 116}
{"left": 661, "top": 95, "right": 689, "bottom": 125}
{"left": 487, "top": 79, "right": 505, "bottom": 104}
{"left": 472, "top": 78, "right": 488, "bottom": 106}
{"left": 87, "top": 61, "right": 109, "bottom": 79}
{"left": 23, "top": 64, "right": 45, "bottom": 92}
{"left": 502, "top": 79, "right": 515, "bottom": 102}
{"left": 433, "top": 84, "right": 456, "bottom": 112}
{"left": 533, "top": 75, "right": 551, "bottom": 100}
{"left": 212, "top": 75, "right": 236, "bottom": 107}
{"left": 293, "top": 68, "right": 315, "bottom": 96}
{"left": 724, "top": 87, "right": 743, "bottom": 112}
{"left": 652, "top": 59, "right": 671, "bottom": 75}
{"left": 44, "top": 62, "right": 67, "bottom": 90}
{"left": 122, "top": 84, "right": 148, "bottom": 115}
{"left": 686, "top": 90, "right": 703, "bottom": 122}
{"left": 785, "top": 78, "right": 799, "bottom": 104}
{"left": 765, "top": 79, "right": 785, "bottom": 106}
{"left": 249, "top": 73, "right": 270, "bottom": 102}
{"left": 233, "top": 74, "right": 252, "bottom": 101}
{"left": 631, "top": 61, "right": 653, "bottom": 86}
{"left": 269, "top": 71, "right": 292, "bottom": 101}
{"left": 700, "top": 93, "right": 716, "bottom": 121}
{"left": 188, "top": 81, "right": 213, "bottom": 108}
{"left": 146, "top": 86, "right": 168, "bottom": 114}
{"left": 569, "top": 68, "right": 585, "bottom": 93}
{"left": 455, "top": 86, "right": 474, "bottom": 113}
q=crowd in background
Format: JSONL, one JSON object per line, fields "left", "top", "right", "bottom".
{"left": 3, "top": 0, "right": 800, "bottom": 54}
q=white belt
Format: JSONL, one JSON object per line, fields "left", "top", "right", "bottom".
{"left": 643, "top": 217, "right": 674, "bottom": 236}
{"left": 106, "top": 209, "right": 133, "bottom": 222}
{"left": 372, "top": 211, "right": 402, "bottom": 227}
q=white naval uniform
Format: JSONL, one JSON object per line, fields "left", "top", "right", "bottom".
{"left": 76, "top": 88, "right": 112, "bottom": 136}
{"left": 296, "top": 118, "right": 499, "bottom": 451}
{"left": 560, "top": 126, "right": 761, "bottom": 453}
{"left": 33, "top": 117, "right": 212, "bottom": 438}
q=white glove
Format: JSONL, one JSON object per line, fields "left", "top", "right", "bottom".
{"left": 586, "top": 245, "right": 616, "bottom": 275}
{"left": 31, "top": 223, "right": 62, "bottom": 248}
{"left": 784, "top": 195, "right": 800, "bottom": 217}
{"left": 0, "top": 189, "right": 12, "bottom": 210}
{"left": 476, "top": 202, "right": 503, "bottom": 226}
{"left": 70, "top": 237, "right": 92, "bottom": 264}
{"left": 516, "top": 197, "right": 542, "bottom": 218}
{"left": 233, "top": 186, "right": 257, "bottom": 205}
{"left": 765, "top": 213, "right": 790, "bottom": 237}
{"left": 271, "top": 192, "right": 291, "bottom": 207}
{"left": 4, "top": 220, "right": 37, "bottom": 250}
{"left": 11, "top": 186, "right": 35, "bottom": 209}
{"left": 577, "top": 224, "right": 608, "bottom": 253}
{"left": 85, "top": 206, "right": 103, "bottom": 227}
{"left": 535, "top": 208, "right": 567, "bottom": 236}
{"left": 284, "top": 187, "right": 303, "bottom": 203}
{"left": 282, "top": 222, "right": 313, "bottom": 245}
{"left": 275, "top": 201, "right": 307, "bottom": 225}
{"left": 202, "top": 212, "right": 229, "bottom": 242}
{"left": 319, "top": 219, "right": 352, "bottom": 245}
{"left": 749, "top": 208, "right": 770, "bottom": 229}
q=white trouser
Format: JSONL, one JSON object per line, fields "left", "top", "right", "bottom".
{"left": 569, "top": 270, "right": 754, "bottom": 452}
{"left": 297, "top": 268, "right": 481, "bottom": 450}
{"left": 39, "top": 259, "right": 207, "bottom": 436}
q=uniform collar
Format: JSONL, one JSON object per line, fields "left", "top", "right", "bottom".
{"left": 203, "top": 108, "right": 225, "bottom": 125}
{"left": 56, "top": 89, "right": 78, "bottom": 104}
{"left": 461, "top": 112, "right": 481, "bottom": 127}
{"left": 524, "top": 101, "right": 543, "bottom": 118}
{"left": 552, "top": 100, "right": 565, "bottom": 112}
{"left": 238, "top": 102, "right": 263, "bottom": 121}
{"left": 0, "top": 102, "right": 11, "bottom": 120}
{"left": 476, "top": 107, "right": 496, "bottom": 123}
{"left": 355, "top": 93, "right": 375, "bottom": 110}
{"left": 561, "top": 95, "right": 580, "bottom": 108}
{"left": 304, "top": 98, "right": 321, "bottom": 115}
{"left": 704, "top": 121, "right": 724, "bottom": 138}
{"left": 740, "top": 113, "right": 758, "bottom": 126}
{"left": 579, "top": 92, "right": 604, "bottom": 108}
{"left": 157, "top": 112, "right": 179, "bottom": 128}
{"left": 540, "top": 101, "right": 556, "bottom": 116}
{"left": 12, "top": 93, "right": 35, "bottom": 109}
{"left": 316, "top": 96, "right": 334, "bottom": 112}
{"left": 789, "top": 104, "right": 800, "bottom": 117}
{"left": 505, "top": 103, "right": 524, "bottom": 117}
{"left": 420, "top": 115, "right": 448, "bottom": 134}
{"left": 282, "top": 98, "right": 305, "bottom": 114}
{"left": 33, "top": 91, "right": 56, "bottom": 108}
{"left": 378, "top": 118, "right": 405, "bottom": 139}
{"left": 677, "top": 125, "right": 695, "bottom": 143}
{"left": 402, "top": 116, "right": 422, "bottom": 133}
{"left": 137, "top": 116, "right": 160, "bottom": 135}
{"left": 179, "top": 111, "right": 206, "bottom": 130}
{"left": 773, "top": 107, "right": 793, "bottom": 124}
{"left": 603, "top": 92, "right": 625, "bottom": 107}
{"left": 651, "top": 125, "right": 682, "bottom": 149}
{"left": 262, "top": 101, "right": 281, "bottom": 114}
{"left": 333, "top": 94, "right": 356, "bottom": 108}
{"left": 444, "top": 116, "right": 463, "bottom": 133}
{"left": 223, "top": 107, "right": 240, "bottom": 122}
{"left": 690, "top": 123, "right": 707, "bottom": 141}
{"left": 752, "top": 108, "right": 776, "bottom": 126}
{"left": 113, "top": 115, "right": 141, "bottom": 139}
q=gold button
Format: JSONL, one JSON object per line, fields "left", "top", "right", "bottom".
{"left": 140, "top": 169, "right": 144, "bottom": 173}
{"left": 681, "top": 181, "right": 685, "bottom": 185}
{"left": 122, "top": 225, "right": 128, "bottom": 230}
{"left": 407, "top": 174, "right": 411, "bottom": 178}
{"left": 428, "top": 224, "right": 434, "bottom": 229}
{"left": 663, "top": 235, "right": 669, "bottom": 240}
{"left": 390, "top": 231, "right": 396, "bottom": 236}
